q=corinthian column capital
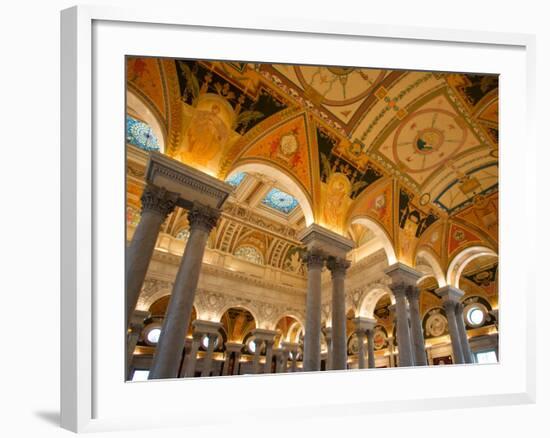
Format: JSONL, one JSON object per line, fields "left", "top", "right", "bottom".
{"left": 187, "top": 203, "right": 221, "bottom": 233}
{"left": 326, "top": 256, "right": 351, "bottom": 278}
{"left": 140, "top": 184, "right": 178, "bottom": 217}
{"left": 303, "top": 250, "right": 325, "bottom": 270}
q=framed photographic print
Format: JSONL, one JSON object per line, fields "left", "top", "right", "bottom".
{"left": 61, "top": 5, "right": 536, "bottom": 433}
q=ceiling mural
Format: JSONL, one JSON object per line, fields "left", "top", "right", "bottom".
{"left": 125, "top": 56, "right": 498, "bottom": 271}
{"left": 127, "top": 57, "right": 168, "bottom": 122}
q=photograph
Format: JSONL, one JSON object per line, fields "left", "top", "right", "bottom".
{"left": 125, "top": 57, "right": 499, "bottom": 381}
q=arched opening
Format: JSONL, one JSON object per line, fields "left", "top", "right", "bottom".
{"left": 275, "top": 315, "right": 304, "bottom": 346}
{"left": 225, "top": 162, "right": 314, "bottom": 227}
{"left": 349, "top": 216, "right": 397, "bottom": 265}
{"left": 219, "top": 306, "right": 258, "bottom": 344}
{"left": 415, "top": 248, "right": 446, "bottom": 288}
{"left": 358, "top": 286, "right": 395, "bottom": 319}
{"left": 447, "top": 246, "right": 498, "bottom": 288}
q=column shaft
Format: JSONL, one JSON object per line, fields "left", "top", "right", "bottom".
{"left": 149, "top": 206, "right": 219, "bottom": 379}
{"left": 291, "top": 351, "right": 298, "bottom": 372}
{"left": 366, "top": 329, "right": 376, "bottom": 369}
{"left": 264, "top": 341, "right": 275, "bottom": 374}
{"left": 252, "top": 339, "right": 263, "bottom": 374}
{"left": 126, "top": 185, "right": 176, "bottom": 329}
{"left": 455, "top": 303, "right": 473, "bottom": 363}
{"left": 357, "top": 330, "right": 366, "bottom": 369}
{"left": 232, "top": 353, "right": 242, "bottom": 375}
{"left": 393, "top": 286, "right": 414, "bottom": 367}
{"left": 324, "top": 329, "right": 333, "bottom": 371}
{"left": 407, "top": 287, "right": 428, "bottom": 366}
{"left": 443, "top": 301, "right": 465, "bottom": 364}
{"left": 328, "top": 258, "right": 350, "bottom": 371}
{"left": 200, "top": 334, "right": 217, "bottom": 377}
{"left": 303, "top": 253, "right": 324, "bottom": 372}
{"left": 183, "top": 334, "right": 201, "bottom": 377}
{"left": 222, "top": 351, "right": 232, "bottom": 376}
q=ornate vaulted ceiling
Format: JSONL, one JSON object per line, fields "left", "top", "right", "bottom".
{"left": 126, "top": 56, "right": 498, "bottom": 273}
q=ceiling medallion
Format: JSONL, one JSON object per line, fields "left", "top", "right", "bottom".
{"left": 279, "top": 133, "right": 299, "bottom": 156}
{"left": 414, "top": 128, "right": 444, "bottom": 154}
{"left": 392, "top": 109, "right": 468, "bottom": 174}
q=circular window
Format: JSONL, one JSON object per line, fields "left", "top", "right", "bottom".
{"left": 466, "top": 306, "right": 485, "bottom": 326}
{"left": 146, "top": 328, "right": 161, "bottom": 344}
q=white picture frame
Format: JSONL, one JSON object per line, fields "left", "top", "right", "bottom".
{"left": 60, "top": 5, "right": 536, "bottom": 433}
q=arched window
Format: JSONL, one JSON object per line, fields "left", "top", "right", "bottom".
{"left": 126, "top": 115, "right": 161, "bottom": 151}
{"left": 234, "top": 246, "right": 264, "bottom": 265}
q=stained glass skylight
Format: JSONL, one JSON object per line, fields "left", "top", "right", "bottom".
{"left": 261, "top": 188, "right": 299, "bottom": 214}
{"left": 226, "top": 172, "right": 246, "bottom": 187}
{"left": 126, "top": 115, "right": 160, "bottom": 151}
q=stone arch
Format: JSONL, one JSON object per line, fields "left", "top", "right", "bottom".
{"left": 225, "top": 162, "right": 314, "bottom": 226}
{"left": 126, "top": 89, "right": 166, "bottom": 153}
{"left": 415, "top": 247, "right": 446, "bottom": 287}
{"left": 446, "top": 245, "right": 498, "bottom": 288}
{"left": 349, "top": 216, "right": 397, "bottom": 265}
{"left": 274, "top": 314, "right": 305, "bottom": 344}
{"left": 218, "top": 305, "right": 258, "bottom": 344}
{"left": 216, "top": 304, "right": 260, "bottom": 329}
{"left": 358, "top": 286, "right": 395, "bottom": 319}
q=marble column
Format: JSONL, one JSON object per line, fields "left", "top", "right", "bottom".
{"left": 436, "top": 286, "right": 465, "bottom": 364}
{"left": 392, "top": 284, "right": 414, "bottom": 366}
{"left": 366, "top": 326, "right": 376, "bottom": 369}
{"left": 356, "top": 329, "right": 366, "bottom": 369}
{"left": 126, "top": 310, "right": 150, "bottom": 379}
{"left": 353, "top": 317, "right": 376, "bottom": 369}
{"left": 302, "top": 251, "right": 325, "bottom": 372}
{"left": 385, "top": 263, "right": 422, "bottom": 367}
{"left": 178, "top": 338, "right": 193, "bottom": 377}
{"left": 272, "top": 348, "right": 283, "bottom": 373}
{"left": 322, "top": 327, "right": 333, "bottom": 371}
{"left": 183, "top": 330, "right": 203, "bottom": 378}
{"left": 149, "top": 205, "right": 220, "bottom": 379}
{"left": 298, "top": 224, "right": 354, "bottom": 372}
{"left": 232, "top": 350, "right": 242, "bottom": 375}
{"left": 222, "top": 343, "right": 243, "bottom": 376}
{"left": 251, "top": 338, "right": 263, "bottom": 374}
{"left": 200, "top": 332, "right": 219, "bottom": 377}
{"left": 406, "top": 286, "right": 428, "bottom": 366}
{"left": 126, "top": 185, "right": 177, "bottom": 330}
{"left": 455, "top": 302, "right": 473, "bottom": 364}
{"left": 281, "top": 342, "right": 297, "bottom": 373}
{"left": 263, "top": 339, "right": 275, "bottom": 374}
{"left": 327, "top": 257, "right": 351, "bottom": 371}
